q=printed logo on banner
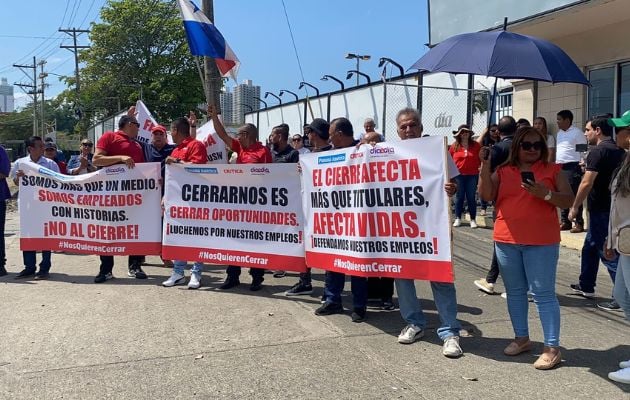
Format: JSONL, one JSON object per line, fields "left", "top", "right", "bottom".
{"left": 185, "top": 167, "right": 218, "bottom": 174}
{"left": 318, "top": 154, "right": 346, "bottom": 164}
{"left": 223, "top": 168, "right": 243, "bottom": 174}
{"left": 250, "top": 167, "right": 270, "bottom": 175}
{"left": 350, "top": 152, "right": 364, "bottom": 159}
{"left": 105, "top": 167, "right": 126, "bottom": 175}
{"left": 38, "top": 167, "right": 70, "bottom": 180}
{"left": 369, "top": 147, "right": 395, "bottom": 157}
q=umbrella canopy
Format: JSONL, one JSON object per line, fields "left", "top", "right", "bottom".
{"left": 410, "top": 31, "right": 589, "bottom": 85}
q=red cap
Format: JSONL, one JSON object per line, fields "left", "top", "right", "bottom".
{"left": 151, "top": 124, "right": 167, "bottom": 134}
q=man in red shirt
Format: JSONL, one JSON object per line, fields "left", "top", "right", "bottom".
{"left": 162, "top": 117, "right": 208, "bottom": 289}
{"left": 93, "top": 114, "right": 146, "bottom": 283}
{"left": 208, "top": 104, "right": 271, "bottom": 291}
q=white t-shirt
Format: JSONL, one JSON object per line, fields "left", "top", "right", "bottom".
{"left": 297, "top": 147, "right": 310, "bottom": 155}
{"left": 10, "top": 155, "right": 60, "bottom": 180}
{"left": 555, "top": 125, "right": 586, "bottom": 163}
{"left": 547, "top": 134, "right": 556, "bottom": 148}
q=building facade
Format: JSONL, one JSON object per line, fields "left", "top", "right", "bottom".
{"left": 219, "top": 79, "right": 260, "bottom": 126}
{"left": 219, "top": 91, "right": 234, "bottom": 125}
{"left": 0, "top": 77, "right": 15, "bottom": 113}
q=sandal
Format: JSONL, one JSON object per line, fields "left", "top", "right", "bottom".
{"left": 534, "top": 349, "right": 562, "bottom": 370}
{"left": 504, "top": 340, "right": 532, "bottom": 356}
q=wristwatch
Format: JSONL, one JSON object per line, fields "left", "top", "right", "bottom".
{"left": 544, "top": 190, "right": 552, "bottom": 201}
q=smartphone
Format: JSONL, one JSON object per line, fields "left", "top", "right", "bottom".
{"left": 521, "top": 171, "right": 535, "bottom": 184}
{"left": 575, "top": 143, "right": 588, "bottom": 152}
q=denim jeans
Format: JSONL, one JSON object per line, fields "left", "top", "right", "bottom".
{"left": 579, "top": 210, "right": 618, "bottom": 293}
{"left": 454, "top": 174, "right": 478, "bottom": 220}
{"left": 395, "top": 278, "right": 461, "bottom": 340}
{"left": 613, "top": 255, "right": 630, "bottom": 321}
{"left": 495, "top": 242, "right": 561, "bottom": 347}
{"left": 323, "top": 271, "right": 367, "bottom": 310}
{"left": 173, "top": 260, "right": 203, "bottom": 277}
{"left": 23, "top": 251, "right": 51, "bottom": 273}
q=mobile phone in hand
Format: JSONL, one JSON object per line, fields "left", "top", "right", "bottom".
{"left": 521, "top": 171, "right": 535, "bottom": 184}
{"left": 575, "top": 143, "right": 588, "bottom": 152}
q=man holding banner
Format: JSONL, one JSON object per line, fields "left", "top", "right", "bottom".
{"left": 208, "top": 105, "right": 271, "bottom": 291}
{"left": 92, "top": 115, "right": 147, "bottom": 283}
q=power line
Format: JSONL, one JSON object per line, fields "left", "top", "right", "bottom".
{"left": 78, "top": 0, "right": 98, "bottom": 29}
{"left": 60, "top": 0, "right": 72, "bottom": 27}
{"left": 280, "top": 0, "right": 306, "bottom": 87}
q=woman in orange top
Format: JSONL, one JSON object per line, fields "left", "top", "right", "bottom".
{"left": 449, "top": 124, "right": 481, "bottom": 228}
{"left": 478, "top": 127, "right": 574, "bottom": 370}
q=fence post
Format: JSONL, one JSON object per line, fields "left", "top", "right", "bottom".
{"left": 326, "top": 94, "right": 331, "bottom": 122}
{"left": 466, "top": 74, "right": 474, "bottom": 127}
{"left": 416, "top": 72, "right": 423, "bottom": 119}
{"left": 382, "top": 82, "right": 387, "bottom": 138}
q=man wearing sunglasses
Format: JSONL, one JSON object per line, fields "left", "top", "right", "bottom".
{"left": 291, "top": 134, "right": 309, "bottom": 155}
{"left": 67, "top": 140, "right": 96, "bottom": 175}
{"left": 569, "top": 116, "right": 626, "bottom": 310}
{"left": 92, "top": 115, "right": 147, "bottom": 283}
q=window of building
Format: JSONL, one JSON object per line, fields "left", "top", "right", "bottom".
{"left": 619, "top": 63, "right": 630, "bottom": 114}
{"left": 587, "top": 62, "right": 630, "bottom": 118}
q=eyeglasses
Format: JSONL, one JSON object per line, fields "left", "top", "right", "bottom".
{"left": 292, "top": 138, "right": 302, "bottom": 142}
{"left": 82, "top": 143, "right": 93, "bottom": 147}
{"left": 489, "top": 128, "right": 498, "bottom": 132}
{"left": 520, "top": 141, "right": 544, "bottom": 151}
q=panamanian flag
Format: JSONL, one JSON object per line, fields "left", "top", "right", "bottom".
{"left": 177, "top": 0, "right": 240, "bottom": 80}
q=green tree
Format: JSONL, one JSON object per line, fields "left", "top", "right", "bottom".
{"left": 75, "top": 0, "right": 205, "bottom": 127}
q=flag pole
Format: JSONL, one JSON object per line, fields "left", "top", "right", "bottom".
{"left": 194, "top": 56, "right": 209, "bottom": 105}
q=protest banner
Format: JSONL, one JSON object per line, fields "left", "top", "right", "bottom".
{"left": 162, "top": 163, "right": 306, "bottom": 272}
{"left": 134, "top": 100, "right": 161, "bottom": 144}
{"left": 300, "top": 137, "right": 454, "bottom": 282}
{"left": 18, "top": 162, "right": 162, "bottom": 256}
{"left": 193, "top": 120, "right": 228, "bottom": 164}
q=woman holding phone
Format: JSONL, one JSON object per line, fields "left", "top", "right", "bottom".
{"left": 478, "top": 127, "right": 574, "bottom": 370}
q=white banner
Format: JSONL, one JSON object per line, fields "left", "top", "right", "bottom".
{"left": 300, "top": 137, "right": 454, "bottom": 282}
{"left": 194, "top": 120, "right": 228, "bottom": 164}
{"left": 18, "top": 162, "right": 162, "bottom": 255}
{"left": 162, "top": 163, "right": 306, "bottom": 272}
{"left": 134, "top": 100, "right": 160, "bottom": 144}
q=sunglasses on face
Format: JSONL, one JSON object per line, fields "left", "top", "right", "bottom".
{"left": 292, "top": 138, "right": 302, "bottom": 142}
{"left": 82, "top": 143, "right": 93, "bottom": 147}
{"left": 520, "top": 141, "right": 544, "bottom": 151}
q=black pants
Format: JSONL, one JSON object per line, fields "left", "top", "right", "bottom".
{"left": 99, "top": 255, "right": 144, "bottom": 275}
{"left": 226, "top": 265, "right": 265, "bottom": 282}
{"left": 367, "top": 277, "right": 394, "bottom": 301}
{"left": 486, "top": 208, "right": 500, "bottom": 284}
{"left": 560, "top": 162, "right": 584, "bottom": 226}
{"left": 0, "top": 200, "right": 5, "bottom": 268}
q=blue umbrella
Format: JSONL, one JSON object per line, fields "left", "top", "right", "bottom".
{"left": 410, "top": 30, "right": 589, "bottom": 85}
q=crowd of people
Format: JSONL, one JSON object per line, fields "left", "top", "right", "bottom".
{"left": 0, "top": 104, "right": 629, "bottom": 380}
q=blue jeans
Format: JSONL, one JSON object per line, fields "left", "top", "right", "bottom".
{"left": 454, "top": 174, "right": 478, "bottom": 219}
{"left": 495, "top": 242, "right": 560, "bottom": 347}
{"left": 173, "top": 260, "right": 203, "bottom": 276}
{"left": 579, "top": 211, "right": 618, "bottom": 293}
{"left": 23, "top": 251, "right": 52, "bottom": 273}
{"left": 395, "top": 278, "right": 461, "bottom": 340}
{"left": 613, "top": 255, "right": 630, "bottom": 321}
{"left": 323, "top": 271, "right": 367, "bottom": 310}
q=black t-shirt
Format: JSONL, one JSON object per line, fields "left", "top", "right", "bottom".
{"left": 272, "top": 144, "right": 299, "bottom": 163}
{"left": 585, "top": 138, "right": 626, "bottom": 211}
{"left": 490, "top": 136, "right": 513, "bottom": 172}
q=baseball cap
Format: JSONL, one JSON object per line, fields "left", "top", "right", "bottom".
{"left": 151, "top": 124, "right": 167, "bottom": 134}
{"left": 45, "top": 142, "right": 57, "bottom": 150}
{"left": 307, "top": 118, "right": 330, "bottom": 141}
{"left": 608, "top": 110, "right": 630, "bottom": 128}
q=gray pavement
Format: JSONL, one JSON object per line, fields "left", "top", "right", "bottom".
{"left": 0, "top": 204, "right": 629, "bottom": 399}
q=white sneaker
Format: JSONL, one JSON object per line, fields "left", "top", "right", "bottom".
{"left": 188, "top": 273, "right": 201, "bottom": 289}
{"left": 397, "top": 324, "right": 424, "bottom": 344}
{"left": 470, "top": 220, "right": 478, "bottom": 229}
{"left": 609, "top": 367, "right": 630, "bottom": 384}
{"left": 500, "top": 292, "right": 507, "bottom": 299}
{"left": 453, "top": 218, "right": 461, "bottom": 227}
{"left": 620, "top": 360, "right": 630, "bottom": 369}
{"left": 474, "top": 278, "right": 495, "bottom": 294}
{"left": 442, "top": 336, "right": 463, "bottom": 358}
{"left": 162, "top": 272, "right": 185, "bottom": 287}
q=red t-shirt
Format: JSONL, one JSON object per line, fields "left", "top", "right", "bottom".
{"left": 494, "top": 161, "right": 562, "bottom": 245}
{"left": 448, "top": 141, "right": 481, "bottom": 175}
{"left": 231, "top": 138, "right": 272, "bottom": 164}
{"left": 171, "top": 136, "right": 207, "bottom": 164}
{"left": 97, "top": 131, "right": 144, "bottom": 163}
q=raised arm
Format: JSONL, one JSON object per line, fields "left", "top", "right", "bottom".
{"left": 208, "top": 104, "right": 232, "bottom": 148}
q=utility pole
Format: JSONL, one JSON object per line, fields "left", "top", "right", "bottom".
{"left": 202, "top": 0, "right": 222, "bottom": 110}
{"left": 38, "top": 59, "right": 48, "bottom": 137}
{"left": 13, "top": 56, "right": 38, "bottom": 135}
{"left": 60, "top": 28, "right": 90, "bottom": 119}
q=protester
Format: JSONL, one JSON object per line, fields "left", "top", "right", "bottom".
{"left": 43, "top": 142, "right": 67, "bottom": 174}
{"left": 479, "top": 126, "right": 574, "bottom": 370}
{"left": 291, "top": 133, "right": 310, "bottom": 155}
{"left": 10, "top": 136, "right": 60, "bottom": 280}
{"left": 67, "top": 139, "right": 97, "bottom": 175}
{"left": 604, "top": 130, "right": 630, "bottom": 383}
{"left": 611, "top": 110, "right": 630, "bottom": 151}
{"left": 162, "top": 117, "right": 208, "bottom": 289}
{"left": 391, "top": 108, "right": 463, "bottom": 358}
{"left": 533, "top": 117, "right": 556, "bottom": 162}
{"left": 476, "top": 124, "right": 499, "bottom": 216}
{"left": 0, "top": 144, "right": 9, "bottom": 277}
{"left": 269, "top": 123, "right": 299, "bottom": 278}
{"left": 44, "top": 137, "right": 65, "bottom": 162}
{"left": 568, "top": 117, "right": 626, "bottom": 309}
{"left": 516, "top": 118, "right": 531, "bottom": 128}
{"left": 209, "top": 104, "right": 271, "bottom": 291}
{"left": 556, "top": 110, "right": 587, "bottom": 233}
{"left": 363, "top": 117, "right": 384, "bottom": 142}
{"left": 474, "top": 116, "right": 517, "bottom": 295}
{"left": 449, "top": 124, "right": 481, "bottom": 228}
{"left": 285, "top": 119, "right": 331, "bottom": 297}
{"left": 92, "top": 114, "right": 146, "bottom": 283}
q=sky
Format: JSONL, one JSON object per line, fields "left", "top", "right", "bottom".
{"left": 0, "top": 0, "right": 429, "bottom": 109}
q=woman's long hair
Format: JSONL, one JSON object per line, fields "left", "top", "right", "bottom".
{"left": 505, "top": 127, "right": 549, "bottom": 167}
{"left": 613, "top": 152, "right": 630, "bottom": 197}
{"left": 452, "top": 129, "right": 472, "bottom": 151}
{"left": 534, "top": 116, "right": 548, "bottom": 137}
